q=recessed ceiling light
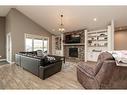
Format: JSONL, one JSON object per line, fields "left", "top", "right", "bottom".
{"left": 119, "top": 27, "right": 122, "bottom": 30}
{"left": 52, "top": 29, "right": 55, "bottom": 31}
{"left": 93, "top": 18, "right": 97, "bottom": 21}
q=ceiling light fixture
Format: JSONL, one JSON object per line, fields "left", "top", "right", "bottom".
{"left": 58, "top": 14, "right": 65, "bottom": 33}
{"left": 93, "top": 18, "right": 97, "bottom": 21}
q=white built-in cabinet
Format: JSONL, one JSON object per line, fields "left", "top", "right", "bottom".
{"left": 52, "top": 34, "right": 64, "bottom": 56}
{"left": 87, "top": 29, "right": 109, "bottom": 62}
{"left": 85, "top": 21, "right": 114, "bottom": 62}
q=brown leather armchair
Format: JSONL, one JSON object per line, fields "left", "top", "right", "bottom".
{"left": 77, "top": 52, "right": 127, "bottom": 89}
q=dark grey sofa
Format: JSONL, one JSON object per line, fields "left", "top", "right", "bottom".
{"left": 15, "top": 52, "right": 62, "bottom": 79}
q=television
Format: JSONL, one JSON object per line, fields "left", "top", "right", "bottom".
{"left": 65, "top": 34, "right": 80, "bottom": 43}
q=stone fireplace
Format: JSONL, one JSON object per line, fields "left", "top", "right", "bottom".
{"left": 63, "top": 30, "right": 85, "bottom": 62}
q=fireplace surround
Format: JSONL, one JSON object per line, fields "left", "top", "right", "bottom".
{"left": 64, "top": 45, "right": 84, "bottom": 62}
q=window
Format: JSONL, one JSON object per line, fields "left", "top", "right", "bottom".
{"left": 43, "top": 38, "right": 48, "bottom": 53}
{"left": 34, "top": 39, "right": 43, "bottom": 51}
{"left": 25, "top": 34, "right": 49, "bottom": 53}
{"left": 25, "top": 38, "right": 33, "bottom": 52}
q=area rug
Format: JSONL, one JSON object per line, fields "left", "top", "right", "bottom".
{"left": 62, "top": 61, "right": 77, "bottom": 72}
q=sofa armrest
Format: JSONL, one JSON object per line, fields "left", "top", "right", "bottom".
{"left": 20, "top": 56, "right": 41, "bottom": 76}
{"left": 39, "top": 61, "right": 62, "bottom": 79}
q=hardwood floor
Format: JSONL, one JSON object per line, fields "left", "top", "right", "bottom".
{"left": 0, "top": 62, "right": 85, "bottom": 89}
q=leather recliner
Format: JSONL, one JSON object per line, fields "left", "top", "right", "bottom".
{"left": 77, "top": 52, "right": 127, "bottom": 89}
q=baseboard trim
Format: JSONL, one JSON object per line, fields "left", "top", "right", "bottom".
{"left": 6, "top": 61, "right": 15, "bottom": 64}
{"left": 11, "top": 62, "right": 15, "bottom": 64}
{"left": 0, "top": 59, "right": 6, "bottom": 61}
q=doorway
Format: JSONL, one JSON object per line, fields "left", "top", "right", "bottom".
{"left": 6, "top": 33, "right": 12, "bottom": 63}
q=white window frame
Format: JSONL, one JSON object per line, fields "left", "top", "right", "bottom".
{"left": 43, "top": 37, "right": 49, "bottom": 54}
{"left": 24, "top": 33, "right": 49, "bottom": 54}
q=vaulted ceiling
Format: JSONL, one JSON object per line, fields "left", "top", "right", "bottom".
{"left": 0, "top": 6, "right": 12, "bottom": 16}
{"left": 1, "top": 6, "right": 127, "bottom": 34}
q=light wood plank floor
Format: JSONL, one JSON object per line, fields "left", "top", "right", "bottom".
{"left": 0, "top": 62, "right": 86, "bottom": 89}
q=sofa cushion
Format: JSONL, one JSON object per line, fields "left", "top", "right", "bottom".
{"left": 36, "top": 50, "right": 43, "bottom": 56}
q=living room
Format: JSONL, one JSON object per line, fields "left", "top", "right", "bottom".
{"left": 0, "top": 5, "right": 127, "bottom": 90}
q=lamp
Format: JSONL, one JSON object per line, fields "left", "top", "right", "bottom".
{"left": 58, "top": 14, "right": 65, "bottom": 33}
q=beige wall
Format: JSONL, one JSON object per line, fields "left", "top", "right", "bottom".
{"left": 6, "top": 8, "right": 52, "bottom": 61}
{"left": 0, "top": 17, "right": 6, "bottom": 59}
{"left": 115, "top": 30, "right": 127, "bottom": 50}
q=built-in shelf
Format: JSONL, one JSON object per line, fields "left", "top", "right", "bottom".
{"left": 92, "top": 49, "right": 102, "bottom": 52}
{"left": 64, "top": 43, "right": 84, "bottom": 46}
{"left": 88, "top": 45, "right": 107, "bottom": 47}
{"left": 88, "top": 36, "right": 97, "bottom": 38}
{"left": 87, "top": 28, "right": 111, "bottom": 62}
{"left": 88, "top": 29, "right": 107, "bottom": 34}
{"left": 88, "top": 39, "right": 107, "bottom": 41}
{"left": 88, "top": 35, "right": 107, "bottom": 38}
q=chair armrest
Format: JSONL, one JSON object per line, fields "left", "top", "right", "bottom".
{"left": 77, "top": 64, "right": 95, "bottom": 79}
{"left": 77, "top": 64, "right": 100, "bottom": 88}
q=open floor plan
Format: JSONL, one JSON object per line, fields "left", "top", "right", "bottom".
{"left": 0, "top": 6, "right": 127, "bottom": 89}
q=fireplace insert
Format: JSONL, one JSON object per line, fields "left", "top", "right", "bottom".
{"left": 69, "top": 48, "right": 78, "bottom": 57}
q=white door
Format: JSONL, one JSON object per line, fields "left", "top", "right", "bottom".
{"left": 6, "top": 33, "right": 12, "bottom": 63}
